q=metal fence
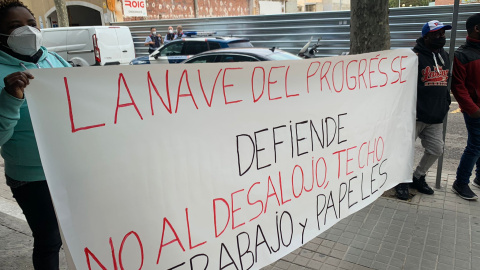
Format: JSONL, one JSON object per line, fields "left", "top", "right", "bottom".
{"left": 111, "top": 4, "right": 480, "bottom": 57}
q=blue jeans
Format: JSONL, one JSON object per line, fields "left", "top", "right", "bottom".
{"left": 456, "top": 113, "right": 480, "bottom": 185}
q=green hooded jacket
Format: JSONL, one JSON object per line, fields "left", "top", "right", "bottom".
{"left": 0, "top": 46, "right": 70, "bottom": 181}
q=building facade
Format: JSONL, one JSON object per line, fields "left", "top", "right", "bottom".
{"left": 435, "top": 0, "right": 479, "bottom": 4}
{"left": 141, "top": 0, "right": 252, "bottom": 20}
{"left": 22, "top": 0, "right": 109, "bottom": 28}
{"left": 22, "top": 0, "right": 352, "bottom": 28}
{"left": 22, "top": 0, "right": 254, "bottom": 26}
{"left": 296, "top": 0, "right": 350, "bottom": 12}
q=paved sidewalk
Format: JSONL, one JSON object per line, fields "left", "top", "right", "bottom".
{"left": 263, "top": 172, "right": 480, "bottom": 270}
{"left": 1, "top": 168, "right": 478, "bottom": 269}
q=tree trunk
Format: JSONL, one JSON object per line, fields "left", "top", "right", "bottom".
{"left": 350, "top": 0, "right": 390, "bottom": 54}
{"left": 53, "top": 0, "right": 69, "bottom": 27}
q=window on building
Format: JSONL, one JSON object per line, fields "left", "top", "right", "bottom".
{"left": 305, "top": 4, "right": 316, "bottom": 12}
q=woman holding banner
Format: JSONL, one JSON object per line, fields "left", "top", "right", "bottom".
{"left": 0, "top": 0, "right": 70, "bottom": 269}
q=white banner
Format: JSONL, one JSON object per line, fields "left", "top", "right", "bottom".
{"left": 123, "top": 0, "right": 147, "bottom": 17}
{"left": 27, "top": 49, "right": 417, "bottom": 270}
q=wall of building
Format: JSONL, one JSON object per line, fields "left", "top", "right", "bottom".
{"left": 22, "top": 0, "right": 51, "bottom": 28}
{"left": 113, "top": 3, "right": 479, "bottom": 57}
{"left": 435, "top": 0, "right": 480, "bottom": 4}
{"left": 119, "top": 0, "right": 251, "bottom": 21}
{"left": 259, "top": 0, "right": 283, "bottom": 14}
{"left": 435, "top": 0, "right": 453, "bottom": 4}
{"left": 22, "top": 0, "right": 107, "bottom": 28}
{"left": 115, "top": 0, "right": 252, "bottom": 22}
{"left": 296, "top": 0, "right": 350, "bottom": 12}
{"left": 22, "top": 0, "right": 254, "bottom": 26}
{"left": 23, "top": 0, "right": 351, "bottom": 27}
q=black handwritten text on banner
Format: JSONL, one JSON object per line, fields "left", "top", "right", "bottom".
{"left": 26, "top": 49, "right": 417, "bottom": 270}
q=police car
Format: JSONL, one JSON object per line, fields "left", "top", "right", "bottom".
{"left": 129, "top": 32, "right": 253, "bottom": 65}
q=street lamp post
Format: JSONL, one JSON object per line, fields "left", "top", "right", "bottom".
{"left": 435, "top": 0, "right": 461, "bottom": 189}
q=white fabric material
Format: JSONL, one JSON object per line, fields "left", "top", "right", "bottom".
{"left": 25, "top": 49, "right": 418, "bottom": 269}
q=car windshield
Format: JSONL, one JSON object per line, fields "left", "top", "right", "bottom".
{"left": 227, "top": 41, "right": 254, "bottom": 48}
{"left": 267, "top": 52, "right": 302, "bottom": 61}
{"left": 149, "top": 45, "right": 164, "bottom": 56}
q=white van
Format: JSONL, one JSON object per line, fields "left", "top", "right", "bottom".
{"left": 41, "top": 26, "right": 135, "bottom": 66}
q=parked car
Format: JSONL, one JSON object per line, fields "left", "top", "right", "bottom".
{"left": 129, "top": 36, "right": 253, "bottom": 65}
{"left": 41, "top": 26, "right": 135, "bottom": 66}
{"left": 182, "top": 47, "right": 301, "bottom": 63}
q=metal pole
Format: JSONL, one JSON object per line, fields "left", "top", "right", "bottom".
{"left": 194, "top": 0, "right": 198, "bottom": 18}
{"left": 435, "top": 0, "right": 460, "bottom": 189}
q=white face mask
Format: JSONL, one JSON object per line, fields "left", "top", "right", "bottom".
{"left": 0, "top": 26, "right": 42, "bottom": 56}
{"left": 152, "top": 31, "right": 157, "bottom": 35}
{"left": 169, "top": 29, "right": 173, "bottom": 33}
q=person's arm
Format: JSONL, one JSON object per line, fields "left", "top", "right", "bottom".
{"left": 451, "top": 56, "right": 480, "bottom": 117}
{"left": 0, "top": 72, "right": 34, "bottom": 146}
{"left": 144, "top": 36, "right": 153, "bottom": 46}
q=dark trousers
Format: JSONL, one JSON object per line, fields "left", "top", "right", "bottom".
{"left": 8, "top": 176, "right": 62, "bottom": 270}
{"left": 456, "top": 113, "right": 480, "bottom": 184}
